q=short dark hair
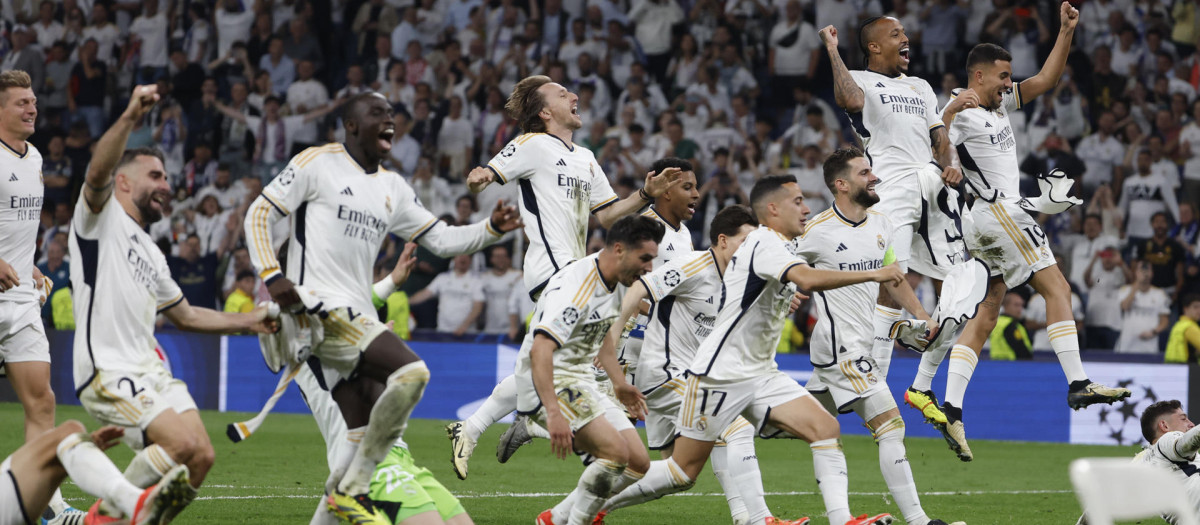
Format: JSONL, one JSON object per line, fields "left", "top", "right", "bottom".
{"left": 858, "top": 16, "right": 883, "bottom": 57}
{"left": 966, "top": 43, "right": 1013, "bottom": 73}
{"left": 606, "top": 215, "right": 665, "bottom": 249}
{"left": 236, "top": 269, "right": 256, "bottom": 281}
{"left": 708, "top": 205, "right": 758, "bottom": 246}
{"left": 650, "top": 157, "right": 693, "bottom": 177}
{"left": 115, "top": 147, "right": 166, "bottom": 173}
{"left": 1183, "top": 294, "right": 1200, "bottom": 310}
{"left": 1083, "top": 213, "right": 1103, "bottom": 224}
{"left": 822, "top": 147, "right": 866, "bottom": 192}
{"left": 749, "top": 175, "right": 797, "bottom": 219}
{"left": 805, "top": 106, "right": 824, "bottom": 117}
{"left": 1141, "top": 399, "right": 1183, "bottom": 442}
{"left": 1152, "top": 211, "right": 1172, "bottom": 224}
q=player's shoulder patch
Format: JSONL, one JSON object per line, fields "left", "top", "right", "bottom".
{"left": 294, "top": 143, "right": 342, "bottom": 168}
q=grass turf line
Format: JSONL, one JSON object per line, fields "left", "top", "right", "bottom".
{"left": 0, "top": 403, "right": 1137, "bottom": 524}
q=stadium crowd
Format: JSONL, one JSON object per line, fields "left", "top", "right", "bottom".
{"left": 7, "top": 0, "right": 1200, "bottom": 358}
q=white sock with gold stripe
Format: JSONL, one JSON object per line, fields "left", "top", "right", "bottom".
{"left": 57, "top": 432, "right": 143, "bottom": 517}
{"left": 874, "top": 418, "right": 927, "bottom": 525}
{"left": 124, "top": 444, "right": 178, "bottom": 488}
{"left": 872, "top": 306, "right": 903, "bottom": 378}
{"left": 724, "top": 420, "right": 764, "bottom": 523}
{"left": 601, "top": 457, "right": 694, "bottom": 513}
{"left": 569, "top": 459, "right": 625, "bottom": 525}
{"left": 944, "top": 345, "right": 978, "bottom": 409}
{"left": 1047, "top": 321, "right": 1087, "bottom": 382}
{"left": 810, "top": 438, "right": 851, "bottom": 525}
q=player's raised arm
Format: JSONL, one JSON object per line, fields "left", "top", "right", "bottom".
{"left": 1015, "top": 2, "right": 1078, "bottom": 103}
{"left": 784, "top": 262, "right": 904, "bottom": 293}
{"left": 592, "top": 167, "right": 683, "bottom": 228}
{"left": 409, "top": 199, "right": 522, "bottom": 257}
{"left": 820, "top": 26, "right": 864, "bottom": 113}
{"left": 84, "top": 85, "right": 160, "bottom": 211}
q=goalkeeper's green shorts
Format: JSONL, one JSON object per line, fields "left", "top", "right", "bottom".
{"left": 369, "top": 446, "right": 467, "bottom": 523}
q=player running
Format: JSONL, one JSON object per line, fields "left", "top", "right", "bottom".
{"left": 592, "top": 205, "right": 774, "bottom": 525}
{"left": 908, "top": 2, "right": 1129, "bottom": 462}
{"left": 243, "top": 92, "right": 519, "bottom": 525}
{"left": 0, "top": 69, "right": 79, "bottom": 522}
{"left": 797, "top": 148, "right": 961, "bottom": 525}
{"left": 600, "top": 175, "right": 903, "bottom": 525}
{"left": 1, "top": 422, "right": 192, "bottom": 525}
{"left": 69, "top": 85, "right": 276, "bottom": 523}
{"left": 515, "top": 215, "right": 661, "bottom": 525}
{"left": 447, "top": 130, "right": 682, "bottom": 480}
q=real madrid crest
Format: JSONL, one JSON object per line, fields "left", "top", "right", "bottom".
{"left": 385, "top": 196, "right": 393, "bottom": 213}
{"left": 877, "top": 234, "right": 885, "bottom": 250}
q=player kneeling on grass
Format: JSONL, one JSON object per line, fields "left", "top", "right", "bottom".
{"left": 0, "top": 421, "right": 192, "bottom": 525}
{"left": 68, "top": 85, "right": 277, "bottom": 524}
{"left": 600, "top": 175, "right": 904, "bottom": 525}
{"left": 797, "top": 148, "right": 963, "bottom": 525}
{"left": 515, "top": 216, "right": 661, "bottom": 525}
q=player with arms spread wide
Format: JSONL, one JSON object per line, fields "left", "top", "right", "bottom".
{"left": 243, "top": 91, "right": 519, "bottom": 525}
{"left": 798, "top": 148, "right": 961, "bottom": 525}
{"left": 446, "top": 75, "right": 679, "bottom": 480}
{"left": 70, "top": 85, "right": 277, "bottom": 523}
{"left": 916, "top": 1, "right": 1129, "bottom": 461}
{"left": 601, "top": 175, "right": 904, "bottom": 525}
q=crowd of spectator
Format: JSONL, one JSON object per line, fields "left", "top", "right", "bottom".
{"left": 9, "top": 0, "right": 1200, "bottom": 358}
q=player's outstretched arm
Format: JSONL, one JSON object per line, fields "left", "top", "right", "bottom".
{"left": 1169, "top": 425, "right": 1200, "bottom": 460}
{"left": 785, "top": 262, "right": 904, "bottom": 293}
{"left": 413, "top": 200, "right": 521, "bottom": 257}
{"left": 372, "top": 243, "right": 417, "bottom": 308}
{"left": 882, "top": 274, "right": 938, "bottom": 338}
{"left": 84, "top": 85, "right": 160, "bottom": 212}
{"left": 529, "top": 333, "right": 573, "bottom": 459}
{"left": 593, "top": 167, "right": 684, "bottom": 228}
{"left": 1016, "top": 2, "right": 1078, "bottom": 103}
{"left": 819, "top": 26, "right": 864, "bottom": 113}
{"left": 161, "top": 297, "right": 278, "bottom": 334}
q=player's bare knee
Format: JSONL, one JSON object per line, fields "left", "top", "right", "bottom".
{"left": 813, "top": 413, "right": 840, "bottom": 442}
{"left": 21, "top": 382, "right": 55, "bottom": 415}
{"left": 160, "top": 433, "right": 199, "bottom": 465}
{"left": 192, "top": 441, "right": 215, "bottom": 472}
{"left": 625, "top": 443, "right": 650, "bottom": 474}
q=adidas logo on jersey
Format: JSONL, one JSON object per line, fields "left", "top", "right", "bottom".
{"left": 556, "top": 159, "right": 567, "bottom": 167}
{"left": 835, "top": 243, "right": 848, "bottom": 252}
{"left": 341, "top": 187, "right": 353, "bottom": 196}
{"left": 8, "top": 173, "right": 16, "bottom": 181}
{"left": 665, "top": 244, "right": 674, "bottom": 251}
{"left": 588, "top": 310, "right": 603, "bottom": 321}
{"left": 875, "top": 82, "right": 886, "bottom": 88}
{"left": 705, "top": 296, "right": 714, "bottom": 304}
{"left": 985, "top": 122, "right": 993, "bottom": 127}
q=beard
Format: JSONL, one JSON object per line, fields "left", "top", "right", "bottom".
{"left": 136, "top": 192, "right": 165, "bottom": 224}
{"left": 852, "top": 186, "right": 880, "bottom": 208}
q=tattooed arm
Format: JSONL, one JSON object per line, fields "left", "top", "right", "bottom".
{"left": 819, "top": 25, "right": 864, "bottom": 113}
{"left": 931, "top": 126, "right": 963, "bottom": 186}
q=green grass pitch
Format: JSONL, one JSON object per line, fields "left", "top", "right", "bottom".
{"left": 0, "top": 403, "right": 1143, "bottom": 524}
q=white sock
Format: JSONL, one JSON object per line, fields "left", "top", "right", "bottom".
{"left": 338, "top": 361, "right": 429, "bottom": 495}
{"left": 710, "top": 444, "right": 745, "bottom": 522}
{"left": 48, "top": 489, "right": 67, "bottom": 514}
{"left": 872, "top": 306, "right": 902, "bottom": 379}
{"left": 465, "top": 375, "right": 518, "bottom": 440}
{"left": 723, "top": 421, "right": 762, "bottom": 523}
{"left": 57, "top": 433, "right": 143, "bottom": 517}
{"left": 1047, "top": 321, "right": 1087, "bottom": 383}
{"left": 551, "top": 488, "right": 581, "bottom": 524}
{"left": 124, "top": 444, "right": 178, "bottom": 488}
{"left": 310, "top": 496, "right": 339, "bottom": 525}
{"left": 526, "top": 417, "right": 551, "bottom": 439}
{"left": 810, "top": 439, "right": 851, "bottom": 525}
{"left": 873, "top": 418, "right": 927, "bottom": 525}
{"left": 945, "top": 345, "right": 978, "bottom": 409}
{"left": 911, "top": 336, "right": 952, "bottom": 392}
{"left": 568, "top": 459, "right": 625, "bottom": 525}
{"left": 326, "top": 427, "right": 364, "bottom": 495}
{"left": 601, "top": 457, "right": 694, "bottom": 513}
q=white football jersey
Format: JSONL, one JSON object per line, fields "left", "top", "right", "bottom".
{"left": 485, "top": 133, "right": 618, "bottom": 296}
{"left": 247, "top": 143, "right": 502, "bottom": 316}
{"left": 480, "top": 269, "right": 523, "bottom": 333}
{"left": 516, "top": 254, "right": 625, "bottom": 382}
{"left": 0, "top": 142, "right": 43, "bottom": 304}
{"left": 848, "top": 70, "right": 943, "bottom": 179}
{"left": 793, "top": 206, "right": 891, "bottom": 366}
{"left": 689, "top": 227, "right": 805, "bottom": 381}
{"left": 642, "top": 206, "right": 693, "bottom": 267}
{"left": 69, "top": 193, "right": 183, "bottom": 389}
{"left": 947, "top": 84, "right": 1024, "bottom": 202}
{"left": 638, "top": 249, "right": 722, "bottom": 391}
{"left": 1140, "top": 429, "right": 1200, "bottom": 524}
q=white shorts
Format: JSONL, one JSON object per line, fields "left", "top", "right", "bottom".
{"left": 874, "top": 164, "right": 969, "bottom": 280}
{"left": 0, "top": 456, "right": 31, "bottom": 525}
{"left": 963, "top": 198, "right": 1056, "bottom": 289}
{"left": 0, "top": 301, "right": 49, "bottom": 369}
{"left": 805, "top": 353, "right": 895, "bottom": 420}
{"left": 78, "top": 366, "right": 197, "bottom": 442}
{"left": 314, "top": 307, "right": 390, "bottom": 383}
{"left": 644, "top": 377, "right": 752, "bottom": 450}
{"left": 517, "top": 375, "right": 633, "bottom": 434}
{"left": 677, "top": 370, "right": 810, "bottom": 442}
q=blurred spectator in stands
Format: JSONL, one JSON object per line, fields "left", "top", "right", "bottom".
{"left": 216, "top": 81, "right": 257, "bottom": 178}
{"left": 245, "top": 13, "right": 275, "bottom": 67}
{"left": 691, "top": 164, "right": 747, "bottom": 247}
{"left": 1117, "top": 261, "right": 1171, "bottom": 354}
{"left": 224, "top": 271, "right": 257, "bottom": 313}
{"left": 389, "top": 112, "right": 421, "bottom": 175}
{"left": 354, "top": 0, "right": 400, "bottom": 61}
{"left": 41, "top": 134, "right": 71, "bottom": 207}
{"left": 154, "top": 102, "right": 186, "bottom": 178}
{"left": 381, "top": 62, "right": 416, "bottom": 110}
{"left": 665, "top": 119, "right": 701, "bottom": 167}
{"left": 480, "top": 245, "right": 521, "bottom": 335}
{"left": 769, "top": 0, "right": 821, "bottom": 108}
{"left": 1120, "top": 148, "right": 1181, "bottom": 244}
{"left": 409, "top": 254, "right": 485, "bottom": 336}
{"left": 629, "top": 0, "right": 683, "bottom": 83}
{"left": 1070, "top": 213, "right": 1121, "bottom": 291}
{"left": 920, "top": 0, "right": 968, "bottom": 77}
{"left": 215, "top": 0, "right": 255, "bottom": 61}
{"left": 31, "top": 0, "right": 61, "bottom": 50}
{"left": 284, "top": 18, "right": 324, "bottom": 72}
{"left": 453, "top": 194, "right": 479, "bottom": 226}
{"left": 1166, "top": 295, "right": 1200, "bottom": 363}
{"left": 410, "top": 155, "right": 452, "bottom": 217}
{"left": 130, "top": 0, "right": 169, "bottom": 84}
{"left": 83, "top": 4, "right": 119, "bottom": 65}
{"left": 1084, "top": 239, "right": 1130, "bottom": 350}
{"left": 168, "top": 234, "right": 220, "bottom": 309}
{"left": 437, "top": 95, "right": 473, "bottom": 180}
{"left": 507, "top": 275, "right": 536, "bottom": 342}
{"left": 183, "top": 3, "right": 211, "bottom": 65}
{"left": 1179, "top": 100, "right": 1200, "bottom": 206}
{"left": 287, "top": 60, "right": 330, "bottom": 155}
{"left": 1077, "top": 111, "right": 1125, "bottom": 195}
{"left": 178, "top": 143, "right": 217, "bottom": 197}
{"left": 41, "top": 41, "right": 72, "bottom": 130}
{"left": 667, "top": 33, "right": 702, "bottom": 99}
{"left": 789, "top": 81, "right": 841, "bottom": 140}
{"left": 222, "top": 246, "right": 264, "bottom": 302}
{"left": 1089, "top": 45, "right": 1127, "bottom": 112}
{"left": 36, "top": 239, "right": 68, "bottom": 322}
{"left": 169, "top": 49, "right": 205, "bottom": 111}
{"left": 191, "top": 193, "right": 237, "bottom": 256}
{"left": 1133, "top": 212, "right": 1186, "bottom": 303}
{"left": 216, "top": 95, "right": 340, "bottom": 182}
{"left": 372, "top": 258, "right": 413, "bottom": 340}
{"left": 786, "top": 144, "right": 832, "bottom": 213}
{"left": 988, "top": 291, "right": 1033, "bottom": 360}
{"left": 2, "top": 26, "right": 44, "bottom": 92}
{"left": 1172, "top": 202, "right": 1199, "bottom": 258}
{"left": 259, "top": 37, "right": 295, "bottom": 96}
